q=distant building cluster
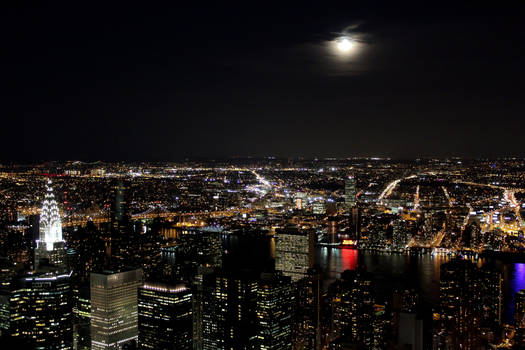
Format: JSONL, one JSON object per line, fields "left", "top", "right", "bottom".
{"left": 0, "top": 159, "right": 524, "bottom": 349}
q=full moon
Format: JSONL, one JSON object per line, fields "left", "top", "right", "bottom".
{"left": 336, "top": 37, "right": 353, "bottom": 52}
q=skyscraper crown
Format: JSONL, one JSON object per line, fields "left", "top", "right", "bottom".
{"left": 39, "top": 179, "right": 63, "bottom": 250}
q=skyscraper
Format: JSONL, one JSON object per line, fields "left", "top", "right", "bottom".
{"left": 329, "top": 269, "right": 376, "bottom": 349}
{"left": 350, "top": 206, "right": 360, "bottom": 240}
{"left": 110, "top": 180, "right": 130, "bottom": 232}
{"left": 329, "top": 270, "right": 354, "bottom": 342}
{"left": 72, "top": 286, "right": 91, "bottom": 350}
{"left": 34, "top": 180, "right": 66, "bottom": 272}
{"left": 478, "top": 263, "right": 502, "bottom": 343}
{"left": 3, "top": 180, "right": 74, "bottom": 349}
{"left": 200, "top": 269, "right": 294, "bottom": 350}
{"left": 312, "top": 200, "right": 326, "bottom": 215}
{"left": 394, "top": 289, "right": 423, "bottom": 350}
{"left": 344, "top": 176, "right": 357, "bottom": 208}
{"left": 294, "top": 266, "right": 323, "bottom": 350}
{"left": 514, "top": 289, "right": 525, "bottom": 347}
{"left": 201, "top": 269, "right": 259, "bottom": 349}
{"left": 10, "top": 271, "right": 73, "bottom": 349}
{"left": 90, "top": 268, "right": 143, "bottom": 350}
{"left": 434, "top": 258, "right": 481, "bottom": 350}
{"left": 105, "top": 180, "right": 131, "bottom": 269}
{"left": 192, "top": 266, "right": 214, "bottom": 350}
{"left": 255, "top": 273, "right": 293, "bottom": 350}
{"left": 275, "top": 227, "right": 314, "bottom": 282}
{"left": 515, "top": 289, "right": 525, "bottom": 328}
{"left": 138, "top": 282, "right": 192, "bottom": 350}
{"left": 392, "top": 219, "right": 411, "bottom": 251}
{"left": 327, "top": 217, "right": 338, "bottom": 245}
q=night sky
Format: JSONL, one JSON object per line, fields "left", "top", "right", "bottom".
{"left": 3, "top": 2, "right": 525, "bottom": 161}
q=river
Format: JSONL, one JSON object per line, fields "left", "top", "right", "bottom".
{"left": 316, "top": 247, "right": 525, "bottom": 323}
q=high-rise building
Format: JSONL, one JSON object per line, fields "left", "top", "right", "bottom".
{"left": 350, "top": 206, "right": 360, "bottom": 240}
{"left": 293, "top": 192, "right": 307, "bottom": 210}
{"left": 325, "top": 200, "right": 338, "bottom": 216}
{"left": 432, "top": 261, "right": 503, "bottom": 348}
{"left": 393, "top": 289, "right": 423, "bottom": 350}
{"left": 10, "top": 271, "right": 73, "bottom": 349}
{"left": 434, "top": 258, "right": 481, "bottom": 350}
{"left": 515, "top": 289, "right": 525, "bottom": 328}
{"left": 0, "top": 291, "right": 9, "bottom": 337}
{"left": 104, "top": 180, "right": 132, "bottom": 269}
{"left": 138, "top": 282, "right": 192, "bottom": 350}
{"left": 2, "top": 180, "right": 74, "bottom": 349}
{"left": 329, "top": 270, "right": 354, "bottom": 342}
{"left": 0, "top": 257, "right": 15, "bottom": 291}
{"left": 294, "top": 266, "right": 323, "bottom": 350}
{"left": 344, "top": 176, "right": 357, "bottom": 208}
{"left": 478, "top": 263, "right": 502, "bottom": 336}
{"left": 392, "top": 219, "right": 411, "bottom": 251}
{"left": 275, "top": 228, "right": 314, "bottom": 282}
{"left": 463, "top": 221, "right": 482, "bottom": 251}
{"left": 90, "top": 269, "right": 143, "bottom": 350}
{"left": 192, "top": 266, "right": 214, "bottom": 350}
{"left": 350, "top": 270, "right": 375, "bottom": 348}
{"left": 200, "top": 269, "right": 294, "bottom": 350}
{"left": 329, "top": 269, "right": 375, "bottom": 349}
{"left": 312, "top": 200, "right": 326, "bottom": 215}
{"left": 514, "top": 289, "right": 525, "bottom": 347}
{"left": 398, "top": 313, "right": 423, "bottom": 350}
{"left": 72, "top": 286, "right": 91, "bottom": 350}
{"left": 201, "top": 269, "right": 259, "bottom": 349}
{"left": 176, "top": 228, "right": 223, "bottom": 269}
{"left": 0, "top": 260, "right": 12, "bottom": 336}
{"left": 34, "top": 180, "right": 66, "bottom": 272}
{"left": 327, "top": 217, "right": 338, "bottom": 245}
{"left": 110, "top": 180, "right": 130, "bottom": 232}
{"left": 255, "top": 273, "right": 293, "bottom": 350}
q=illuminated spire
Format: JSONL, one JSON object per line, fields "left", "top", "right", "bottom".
{"left": 39, "top": 179, "right": 63, "bottom": 250}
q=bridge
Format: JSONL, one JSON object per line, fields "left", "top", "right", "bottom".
{"left": 61, "top": 208, "right": 253, "bottom": 228}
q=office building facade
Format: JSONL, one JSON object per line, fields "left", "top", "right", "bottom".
{"left": 138, "top": 282, "right": 192, "bottom": 350}
{"left": 275, "top": 228, "right": 314, "bottom": 282}
{"left": 90, "top": 269, "right": 143, "bottom": 350}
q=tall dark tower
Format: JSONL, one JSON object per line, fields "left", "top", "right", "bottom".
{"left": 110, "top": 180, "right": 130, "bottom": 234}
{"left": 106, "top": 180, "right": 131, "bottom": 267}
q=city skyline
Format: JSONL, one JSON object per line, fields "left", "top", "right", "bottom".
{"left": 1, "top": 159, "right": 525, "bottom": 348}
{"left": 2, "top": 2, "right": 525, "bottom": 349}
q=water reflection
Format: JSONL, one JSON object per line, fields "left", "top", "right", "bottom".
{"left": 315, "top": 247, "right": 525, "bottom": 323}
{"left": 505, "top": 263, "right": 525, "bottom": 321}
{"left": 160, "top": 227, "right": 180, "bottom": 239}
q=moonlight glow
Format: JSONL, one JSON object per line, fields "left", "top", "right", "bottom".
{"left": 336, "top": 37, "right": 353, "bottom": 52}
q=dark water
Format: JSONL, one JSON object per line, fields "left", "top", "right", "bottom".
{"left": 179, "top": 228, "right": 525, "bottom": 324}
{"left": 316, "top": 247, "right": 525, "bottom": 323}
